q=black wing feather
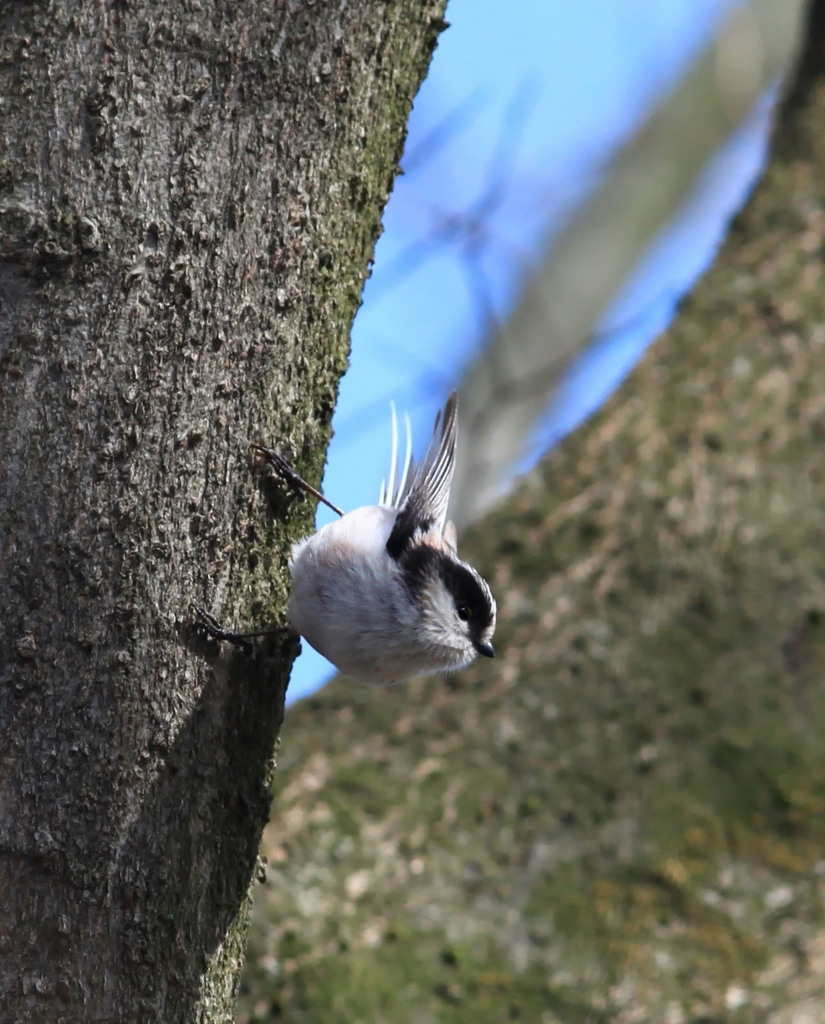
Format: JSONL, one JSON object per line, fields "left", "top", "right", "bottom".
{"left": 386, "top": 391, "right": 458, "bottom": 560}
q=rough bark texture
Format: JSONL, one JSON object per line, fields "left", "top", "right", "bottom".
{"left": 240, "top": 4, "right": 825, "bottom": 1022}
{"left": 0, "top": 1, "right": 444, "bottom": 1021}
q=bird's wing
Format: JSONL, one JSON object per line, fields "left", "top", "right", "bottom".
{"left": 386, "top": 391, "right": 458, "bottom": 560}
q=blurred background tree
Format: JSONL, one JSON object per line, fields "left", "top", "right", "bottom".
{"left": 290, "top": 0, "right": 807, "bottom": 700}
{"left": 240, "top": 1, "right": 825, "bottom": 1021}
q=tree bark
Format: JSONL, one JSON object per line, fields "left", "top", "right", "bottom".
{"left": 240, "top": 2, "right": 825, "bottom": 1021}
{"left": 0, "top": 2, "right": 444, "bottom": 1020}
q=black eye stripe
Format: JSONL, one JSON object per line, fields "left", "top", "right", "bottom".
{"left": 441, "top": 561, "right": 494, "bottom": 628}
{"left": 399, "top": 547, "right": 495, "bottom": 629}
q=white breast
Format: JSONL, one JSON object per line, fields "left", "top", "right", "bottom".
{"left": 288, "top": 506, "right": 411, "bottom": 683}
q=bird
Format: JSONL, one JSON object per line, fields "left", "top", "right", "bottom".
{"left": 195, "top": 391, "right": 496, "bottom": 685}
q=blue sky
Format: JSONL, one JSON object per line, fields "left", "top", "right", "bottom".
{"left": 286, "top": 0, "right": 772, "bottom": 704}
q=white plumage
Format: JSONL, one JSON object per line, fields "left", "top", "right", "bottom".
{"left": 288, "top": 392, "right": 496, "bottom": 684}
{"left": 195, "top": 392, "right": 496, "bottom": 684}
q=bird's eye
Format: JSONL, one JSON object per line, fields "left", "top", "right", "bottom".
{"left": 457, "top": 605, "right": 470, "bottom": 621}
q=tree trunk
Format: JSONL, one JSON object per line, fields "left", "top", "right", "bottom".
{"left": 0, "top": 2, "right": 443, "bottom": 1020}
{"left": 240, "top": 2, "right": 825, "bottom": 1021}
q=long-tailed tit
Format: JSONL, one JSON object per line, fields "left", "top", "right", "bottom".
{"left": 195, "top": 391, "right": 496, "bottom": 685}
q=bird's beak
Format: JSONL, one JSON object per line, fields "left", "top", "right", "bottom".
{"left": 476, "top": 641, "right": 495, "bottom": 658}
